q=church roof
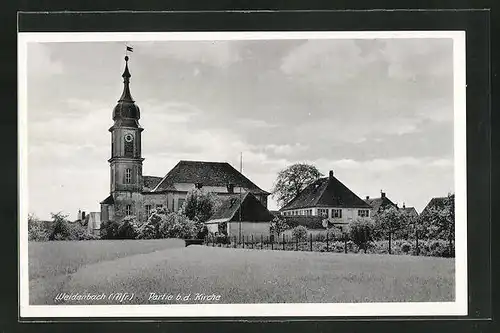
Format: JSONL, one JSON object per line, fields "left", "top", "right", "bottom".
{"left": 206, "top": 192, "right": 274, "bottom": 224}
{"left": 280, "top": 171, "right": 371, "bottom": 211}
{"left": 153, "top": 160, "right": 269, "bottom": 195}
{"left": 100, "top": 195, "right": 114, "bottom": 205}
{"left": 143, "top": 175, "right": 163, "bottom": 191}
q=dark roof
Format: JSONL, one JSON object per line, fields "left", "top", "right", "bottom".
{"left": 100, "top": 195, "right": 114, "bottom": 205}
{"left": 365, "top": 196, "right": 398, "bottom": 213}
{"left": 143, "top": 175, "right": 163, "bottom": 191}
{"left": 422, "top": 195, "right": 454, "bottom": 214}
{"left": 207, "top": 192, "right": 274, "bottom": 223}
{"left": 401, "top": 206, "right": 418, "bottom": 216}
{"left": 112, "top": 57, "right": 140, "bottom": 128}
{"left": 280, "top": 175, "right": 371, "bottom": 211}
{"left": 153, "top": 160, "right": 269, "bottom": 195}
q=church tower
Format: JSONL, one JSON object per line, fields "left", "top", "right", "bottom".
{"left": 107, "top": 55, "right": 144, "bottom": 218}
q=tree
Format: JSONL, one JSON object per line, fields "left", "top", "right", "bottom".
{"left": 422, "top": 193, "right": 455, "bottom": 256}
{"left": 269, "top": 215, "right": 290, "bottom": 235}
{"left": 49, "top": 212, "right": 71, "bottom": 240}
{"left": 181, "top": 188, "right": 221, "bottom": 223}
{"left": 347, "top": 218, "right": 374, "bottom": 253}
{"left": 373, "top": 206, "right": 409, "bottom": 254}
{"left": 272, "top": 163, "right": 323, "bottom": 208}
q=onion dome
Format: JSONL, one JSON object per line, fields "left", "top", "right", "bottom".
{"left": 112, "top": 56, "right": 141, "bottom": 128}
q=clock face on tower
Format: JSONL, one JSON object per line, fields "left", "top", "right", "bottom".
{"left": 124, "top": 134, "right": 134, "bottom": 143}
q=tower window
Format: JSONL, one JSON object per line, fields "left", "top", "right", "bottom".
{"left": 125, "top": 205, "right": 132, "bottom": 216}
{"left": 145, "top": 204, "right": 152, "bottom": 217}
{"left": 124, "top": 134, "right": 134, "bottom": 157}
{"left": 125, "top": 168, "right": 132, "bottom": 184}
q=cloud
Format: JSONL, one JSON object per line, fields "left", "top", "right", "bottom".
{"left": 136, "top": 41, "right": 242, "bottom": 68}
{"left": 27, "top": 43, "right": 64, "bottom": 78}
{"left": 316, "top": 156, "right": 454, "bottom": 173}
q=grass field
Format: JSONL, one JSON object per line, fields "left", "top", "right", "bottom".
{"left": 28, "top": 239, "right": 455, "bottom": 305}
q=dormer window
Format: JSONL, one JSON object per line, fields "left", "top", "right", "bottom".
{"left": 195, "top": 183, "right": 203, "bottom": 189}
{"left": 227, "top": 184, "right": 235, "bottom": 193}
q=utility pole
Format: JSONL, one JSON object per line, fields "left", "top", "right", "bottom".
{"left": 239, "top": 152, "right": 242, "bottom": 244}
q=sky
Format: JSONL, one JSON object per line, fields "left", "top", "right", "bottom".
{"left": 26, "top": 38, "right": 455, "bottom": 221}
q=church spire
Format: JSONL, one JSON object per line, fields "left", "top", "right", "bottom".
{"left": 118, "top": 55, "right": 134, "bottom": 102}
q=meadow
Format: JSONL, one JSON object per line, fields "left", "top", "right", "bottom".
{"left": 28, "top": 239, "right": 455, "bottom": 305}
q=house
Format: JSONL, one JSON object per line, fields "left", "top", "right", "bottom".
{"left": 99, "top": 55, "right": 269, "bottom": 224}
{"left": 400, "top": 203, "right": 418, "bottom": 218}
{"left": 86, "top": 212, "right": 102, "bottom": 236}
{"left": 279, "top": 170, "right": 372, "bottom": 226}
{"left": 364, "top": 191, "right": 398, "bottom": 215}
{"left": 205, "top": 192, "right": 274, "bottom": 238}
{"left": 421, "top": 194, "right": 454, "bottom": 215}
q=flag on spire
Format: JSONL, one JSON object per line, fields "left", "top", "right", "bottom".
{"left": 126, "top": 46, "right": 134, "bottom": 52}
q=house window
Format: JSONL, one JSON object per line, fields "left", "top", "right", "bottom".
{"left": 125, "top": 205, "right": 132, "bottom": 216}
{"left": 145, "top": 205, "right": 152, "bottom": 217}
{"left": 178, "top": 198, "right": 185, "bottom": 210}
{"left": 318, "top": 208, "right": 328, "bottom": 217}
{"left": 125, "top": 168, "right": 132, "bottom": 184}
{"left": 358, "top": 209, "right": 370, "bottom": 217}
{"left": 156, "top": 204, "right": 163, "bottom": 210}
{"left": 332, "top": 209, "right": 342, "bottom": 218}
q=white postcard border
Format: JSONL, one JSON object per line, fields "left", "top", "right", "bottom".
{"left": 18, "top": 30, "right": 467, "bottom": 318}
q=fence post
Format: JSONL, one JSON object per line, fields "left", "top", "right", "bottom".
{"left": 295, "top": 235, "right": 298, "bottom": 251}
{"left": 271, "top": 235, "right": 274, "bottom": 250}
{"left": 388, "top": 232, "right": 392, "bottom": 255}
{"left": 282, "top": 233, "right": 285, "bottom": 250}
{"left": 326, "top": 232, "right": 329, "bottom": 252}
{"left": 344, "top": 233, "right": 347, "bottom": 254}
{"left": 243, "top": 235, "right": 245, "bottom": 248}
{"left": 261, "top": 235, "right": 263, "bottom": 249}
{"left": 415, "top": 229, "right": 419, "bottom": 256}
{"left": 252, "top": 235, "right": 254, "bottom": 249}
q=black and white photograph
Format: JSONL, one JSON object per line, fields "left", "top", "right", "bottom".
{"left": 18, "top": 31, "right": 467, "bottom": 317}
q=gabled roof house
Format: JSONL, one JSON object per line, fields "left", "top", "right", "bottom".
{"left": 279, "top": 170, "right": 372, "bottom": 224}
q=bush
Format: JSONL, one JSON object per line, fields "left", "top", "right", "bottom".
{"left": 136, "top": 210, "right": 202, "bottom": 239}
{"left": 47, "top": 212, "right": 98, "bottom": 241}
{"left": 28, "top": 214, "right": 50, "bottom": 241}
{"left": 291, "top": 225, "right": 308, "bottom": 241}
{"left": 347, "top": 218, "right": 374, "bottom": 253}
{"left": 400, "top": 241, "right": 412, "bottom": 254}
{"left": 100, "top": 216, "right": 139, "bottom": 240}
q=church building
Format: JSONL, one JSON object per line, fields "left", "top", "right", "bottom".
{"left": 100, "top": 56, "right": 269, "bottom": 224}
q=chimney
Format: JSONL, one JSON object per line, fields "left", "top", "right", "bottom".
{"left": 82, "top": 211, "right": 86, "bottom": 220}
{"left": 366, "top": 196, "right": 370, "bottom": 200}
{"left": 329, "top": 170, "right": 334, "bottom": 179}
{"left": 403, "top": 202, "right": 406, "bottom": 208}
{"left": 381, "top": 191, "right": 386, "bottom": 198}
